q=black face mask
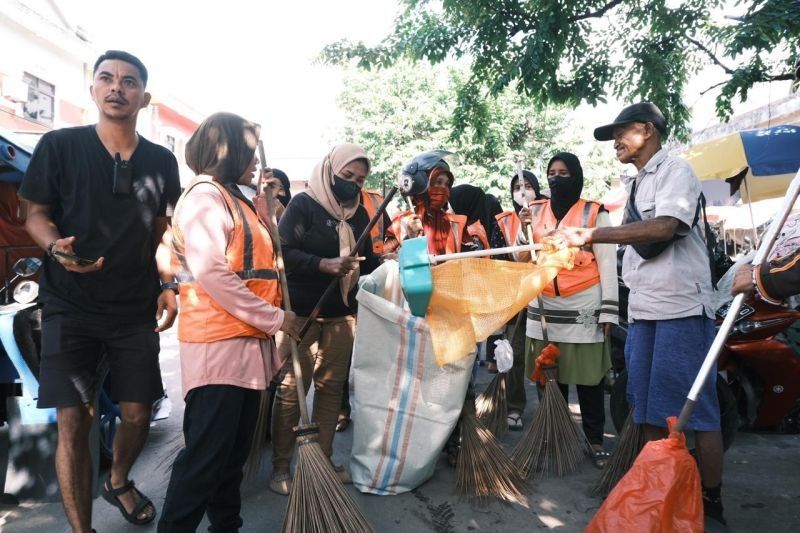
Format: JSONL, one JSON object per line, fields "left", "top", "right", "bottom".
{"left": 547, "top": 175, "right": 583, "bottom": 220}
{"left": 331, "top": 175, "right": 360, "bottom": 202}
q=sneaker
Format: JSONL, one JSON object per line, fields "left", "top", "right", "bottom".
{"left": 333, "top": 464, "right": 352, "bottom": 484}
{"left": 269, "top": 471, "right": 292, "bottom": 496}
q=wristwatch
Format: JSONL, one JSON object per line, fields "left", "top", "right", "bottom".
{"left": 160, "top": 281, "right": 179, "bottom": 295}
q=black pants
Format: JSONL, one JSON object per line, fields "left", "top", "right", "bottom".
{"left": 558, "top": 382, "right": 605, "bottom": 446}
{"left": 158, "top": 385, "right": 260, "bottom": 533}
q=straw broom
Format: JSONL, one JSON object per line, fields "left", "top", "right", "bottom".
{"left": 475, "top": 312, "right": 524, "bottom": 440}
{"left": 590, "top": 410, "right": 645, "bottom": 497}
{"left": 475, "top": 371, "right": 508, "bottom": 439}
{"left": 510, "top": 224, "right": 582, "bottom": 477}
{"left": 456, "top": 396, "right": 528, "bottom": 506}
{"left": 254, "top": 142, "right": 373, "bottom": 533}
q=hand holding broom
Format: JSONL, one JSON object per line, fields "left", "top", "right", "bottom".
{"left": 256, "top": 141, "right": 373, "bottom": 533}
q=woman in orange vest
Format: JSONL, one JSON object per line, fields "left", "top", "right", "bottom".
{"left": 160, "top": 113, "right": 297, "bottom": 532}
{"left": 384, "top": 152, "right": 472, "bottom": 255}
{"left": 519, "top": 152, "right": 619, "bottom": 468}
{"left": 449, "top": 184, "right": 492, "bottom": 250}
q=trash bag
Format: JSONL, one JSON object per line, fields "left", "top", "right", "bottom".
{"left": 585, "top": 417, "right": 703, "bottom": 533}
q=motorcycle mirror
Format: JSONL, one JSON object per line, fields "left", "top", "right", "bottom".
{"left": 13, "top": 280, "right": 38, "bottom": 304}
{"left": 12, "top": 257, "right": 42, "bottom": 277}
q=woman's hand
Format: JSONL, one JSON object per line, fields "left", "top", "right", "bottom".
{"left": 279, "top": 310, "right": 300, "bottom": 341}
{"left": 319, "top": 256, "right": 361, "bottom": 277}
{"left": 602, "top": 322, "right": 613, "bottom": 337}
{"left": 518, "top": 206, "right": 532, "bottom": 226}
{"left": 406, "top": 215, "right": 424, "bottom": 238}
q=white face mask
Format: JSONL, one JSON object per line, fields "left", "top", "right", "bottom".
{"left": 514, "top": 189, "right": 536, "bottom": 207}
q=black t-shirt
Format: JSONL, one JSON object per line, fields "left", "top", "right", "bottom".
{"left": 19, "top": 125, "right": 181, "bottom": 323}
{"left": 279, "top": 192, "right": 379, "bottom": 317}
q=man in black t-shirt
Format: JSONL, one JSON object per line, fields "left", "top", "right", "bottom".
{"left": 19, "top": 50, "right": 180, "bottom": 531}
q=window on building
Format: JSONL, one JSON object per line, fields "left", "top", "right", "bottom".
{"left": 22, "top": 73, "right": 55, "bottom": 126}
{"left": 164, "top": 134, "right": 176, "bottom": 153}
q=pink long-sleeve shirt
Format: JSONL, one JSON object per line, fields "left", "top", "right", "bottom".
{"left": 174, "top": 182, "right": 285, "bottom": 398}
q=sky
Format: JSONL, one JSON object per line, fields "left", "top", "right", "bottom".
{"left": 71, "top": 0, "right": 398, "bottom": 178}
{"left": 67, "top": 0, "right": 794, "bottom": 182}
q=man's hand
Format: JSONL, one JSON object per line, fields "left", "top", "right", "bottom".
{"left": 51, "top": 236, "right": 104, "bottom": 273}
{"left": 547, "top": 227, "right": 594, "bottom": 248}
{"left": 319, "top": 256, "right": 361, "bottom": 277}
{"left": 732, "top": 263, "right": 756, "bottom": 297}
{"left": 279, "top": 310, "right": 300, "bottom": 341}
{"left": 602, "top": 322, "right": 613, "bottom": 337}
{"left": 155, "top": 289, "right": 178, "bottom": 332}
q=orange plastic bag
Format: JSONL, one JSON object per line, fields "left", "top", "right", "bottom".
{"left": 529, "top": 343, "right": 560, "bottom": 385}
{"left": 585, "top": 417, "right": 703, "bottom": 533}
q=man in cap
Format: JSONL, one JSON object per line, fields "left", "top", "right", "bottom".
{"left": 551, "top": 102, "right": 726, "bottom": 527}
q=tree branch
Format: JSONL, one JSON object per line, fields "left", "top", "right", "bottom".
{"left": 687, "top": 36, "right": 735, "bottom": 75}
{"left": 700, "top": 72, "right": 795, "bottom": 95}
{"left": 569, "top": 0, "right": 625, "bottom": 22}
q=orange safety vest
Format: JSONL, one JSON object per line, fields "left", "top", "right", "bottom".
{"left": 172, "top": 179, "right": 282, "bottom": 343}
{"left": 530, "top": 198, "right": 601, "bottom": 297}
{"left": 389, "top": 211, "right": 467, "bottom": 255}
{"left": 466, "top": 221, "right": 490, "bottom": 249}
{"left": 360, "top": 189, "right": 385, "bottom": 255}
{"left": 495, "top": 211, "right": 521, "bottom": 247}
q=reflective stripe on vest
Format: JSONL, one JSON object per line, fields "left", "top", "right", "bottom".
{"left": 495, "top": 211, "right": 521, "bottom": 247}
{"left": 361, "top": 190, "right": 385, "bottom": 254}
{"left": 172, "top": 180, "right": 281, "bottom": 343}
{"left": 531, "top": 199, "right": 601, "bottom": 298}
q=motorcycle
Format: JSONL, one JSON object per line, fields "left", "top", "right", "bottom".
{"left": 609, "top": 246, "right": 800, "bottom": 449}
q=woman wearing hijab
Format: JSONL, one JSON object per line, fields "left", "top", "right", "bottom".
{"left": 449, "top": 184, "right": 492, "bottom": 250}
{"left": 519, "top": 153, "right": 619, "bottom": 467}
{"left": 159, "top": 113, "right": 297, "bottom": 532}
{"left": 269, "top": 144, "right": 379, "bottom": 495}
{"left": 271, "top": 168, "right": 292, "bottom": 207}
{"left": 384, "top": 156, "right": 472, "bottom": 255}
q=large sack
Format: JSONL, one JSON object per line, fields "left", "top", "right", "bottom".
{"left": 350, "top": 263, "right": 472, "bottom": 495}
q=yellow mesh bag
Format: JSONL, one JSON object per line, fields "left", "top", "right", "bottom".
{"left": 427, "top": 242, "right": 575, "bottom": 366}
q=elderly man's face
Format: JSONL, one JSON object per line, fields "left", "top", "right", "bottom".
{"left": 612, "top": 122, "right": 656, "bottom": 165}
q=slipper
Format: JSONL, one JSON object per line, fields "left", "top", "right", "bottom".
{"left": 591, "top": 449, "right": 611, "bottom": 469}
{"left": 336, "top": 415, "right": 351, "bottom": 432}
{"left": 269, "top": 472, "right": 292, "bottom": 496}
{"left": 101, "top": 476, "right": 156, "bottom": 525}
{"left": 507, "top": 412, "right": 523, "bottom": 431}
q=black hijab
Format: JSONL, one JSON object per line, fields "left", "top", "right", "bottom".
{"left": 449, "top": 184, "right": 487, "bottom": 226}
{"left": 510, "top": 170, "right": 543, "bottom": 213}
{"left": 546, "top": 152, "right": 584, "bottom": 221}
{"left": 271, "top": 168, "right": 292, "bottom": 207}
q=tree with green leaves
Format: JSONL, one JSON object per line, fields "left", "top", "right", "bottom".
{"left": 322, "top": 0, "right": 800, "bottom": 142}
{"left": 336, "top": 60, "right": 617, "bottom": 206}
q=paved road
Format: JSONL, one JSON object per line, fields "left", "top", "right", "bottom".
{"left": 2, "top": 325, "right": 799, "bottom": 532}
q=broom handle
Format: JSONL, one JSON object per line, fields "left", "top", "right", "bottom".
{"left": 258, "top": 141, "right": 311, "bottom": 425}
{"left": 431, "top": 242, "right": 542, "bottom": 263}
{"left": 298, "top": 186, "right": 398, "bottom": 340}
{"left": 674, "top": 169, "right": 800, "bottom": 433}
{"left": 525, "top": 223, "right": 550, "bottom": 345}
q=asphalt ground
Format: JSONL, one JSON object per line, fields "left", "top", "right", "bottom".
{"left": 2, "top": 325, "right": 799, "bottom": 532}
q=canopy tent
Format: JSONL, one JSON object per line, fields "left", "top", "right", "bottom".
{"left": 684, "top": 124, "right": 800, "bottom": 203}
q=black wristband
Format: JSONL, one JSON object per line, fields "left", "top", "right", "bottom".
{"left": 47, "top": 241, "right": 57, "bottom": 258}
{"left": 160, "top": 281, "right": 179, "bottom": 295}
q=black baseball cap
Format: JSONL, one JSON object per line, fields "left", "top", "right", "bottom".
{"left": 593, "top": 102, "right": 667, "bottom": 141}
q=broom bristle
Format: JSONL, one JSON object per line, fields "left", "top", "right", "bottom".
{"left": 511, "top": 365, "right": 583, "bottom": 478}
{"left": 475, "top": 373, "right": 508, "bottom": 440}
{"left": 456, "top": 400, "right": 528, "bottom": 507}
{"left": 590, "top": 411, "right": 645, "bottom": 497}
{"left": 243, "top": 389, "right": 271, "bottom": 480}
{"left": 282, "top": 424, "right": 373, "bottom": 533}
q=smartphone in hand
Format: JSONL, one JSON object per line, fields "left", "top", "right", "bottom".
{"left": 52, "top": 251, "right": 96, "bottom": 266}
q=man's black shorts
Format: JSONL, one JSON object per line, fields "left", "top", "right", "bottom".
{"left": 37, "top": 314, "right": 163, "bottom": 408}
